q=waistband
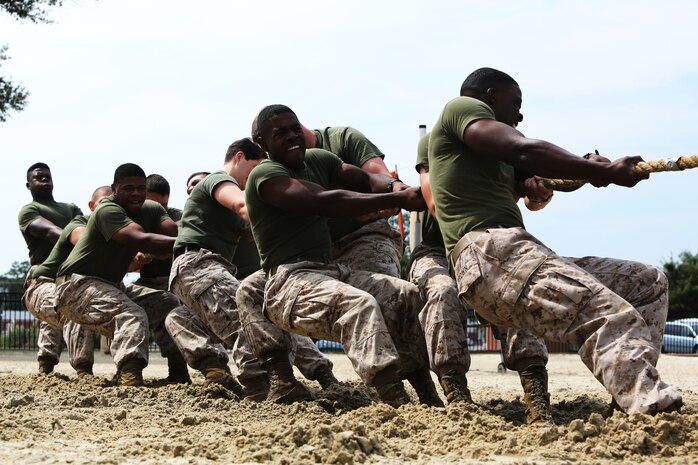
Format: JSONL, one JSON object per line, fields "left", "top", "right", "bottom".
{"left": 173, "top": 245, "right": 203, "bottom": 260}
{"left": 449, "top": 230, "right": 487, "bottom": 269}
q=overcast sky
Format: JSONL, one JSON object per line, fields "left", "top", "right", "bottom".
{"left": 1, "top": 0, "right": 697, "bottom": 274}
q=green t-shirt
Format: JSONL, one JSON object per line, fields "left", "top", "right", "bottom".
{"left": 415, "top": 133, "right": 443, "bottom": 248}
{"left": 33, "top": 216, "right": 88, "bottom": 279}
{"left": 139, "top": 206, "right": 182, "bottom": 278}
{"left": 57, "top": 199, "right": 169, "bottom": 284}
{"left": 18, "top": 200, "right": 83, "bottom": 265}
{"left": 428, "top": 96, "right": 524, "bottom": 257}
{"left": 313, "top": 126, "right": 387, "bottom": 241}
{"left": 232, "top": 237, "right": 261, "bottom": 280}
{"left": 246, "top": 148, "right": 342, "bottom": 270}
{"left": 174, "top": 171, "right": 245, "bottom": 262}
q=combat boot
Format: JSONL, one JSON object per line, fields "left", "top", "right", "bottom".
{"left": 311, "top": 365, "right": 340, "bottom": 390}
{"left": 261, "top": 350, "right": 313, "bottom": 404}
{"left": 241, "top": 375, "right": 270, "bottom": 402}
{"left": 118, "top": 358, "right": 144, "bottom": 387}
{"left": 74, "top": 363, "right": 94, "bottom": 378}
{"left": 438, "top": 369, "right": 473, "bottom": 404}
{"left": 199, "top": 356, "right": 245, "bottom": 398}
{"left": 376, "top": 379, "right": 411, "bottom": 408}
{"left": 519, "top": 365, "right": 553, "bottom": 426}
{"left": 406, "top": 368, "right": 444, "bottom": 407}
{"left": 166, "top": 352, "right": 192, "bottom": 384}
{"left": 37, "top": 355, "right": 56, "bottom": 375}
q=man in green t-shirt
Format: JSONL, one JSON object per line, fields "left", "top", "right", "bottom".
{"left": 55, "top": 163, "right": 188, "bottom": 387}
{"left": 18, "top": 162, "right": 84, "bottom": 375}
{"left": 164, "top": 138, "right": 271, "bottom": 399}
{"left": 242, "top": 104, "right": 431, "bottom": 408}
{"left": 410, "top": 132, "right": 555, "bottom": 424}
{"left": 23, "top": 186, "right": 112, "bottom": 378}
{"left": 245, "top": 118, "right": 440, "bottom": 404}
{"left": 135, "top": 174, "right": 183, "bottom": 291}
{"left": 428, "top": 67, "right": 681, "bottom": 415}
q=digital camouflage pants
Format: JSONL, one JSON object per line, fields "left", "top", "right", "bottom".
{"left": 331, "top": 219, "right": 403, "bottom": 278}
{"left": 23, "top": 275, "right": 94, "bottom": 369}
{"left": 454, "top": 227, "right": 679, "bottom": 414}
{"left": 408, "top": 242, "right": 548, "bottom": 373}
{"left": 55, "top": 273, "right": 181, "bottom": 369}
{"left": 261, "top": 260, "right": 428, "bottom": 386}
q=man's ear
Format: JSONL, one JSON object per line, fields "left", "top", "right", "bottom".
{"left": 234, "top": 150, "right": 245, "bottom": 163}
{"left": 485, "top": 87, "right": 496, "bottom": 105}
{"left": 25, "top": 181, "right": 30, "bottom": 190}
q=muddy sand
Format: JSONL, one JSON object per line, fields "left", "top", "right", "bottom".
{"left": 1, "top": 351, "right": 696, "bottom": 464}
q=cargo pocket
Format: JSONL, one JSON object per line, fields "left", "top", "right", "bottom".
{"left": 456, "top": 247, "right": 483, "bottom": 301}
{"left": 499, "top": 252, "right": 548, "bottom": 306}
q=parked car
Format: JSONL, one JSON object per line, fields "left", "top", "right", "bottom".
{"left": 662, "top": 321, "right": 698, "bottom": 354}
{"left": 674, "top": 318, "right": 698, "bottom": 335}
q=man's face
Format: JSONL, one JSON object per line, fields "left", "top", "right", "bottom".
{"left": 260, "top": 112, "right": 306, "bottom": 169}
{"left": 234, "top": 157, "right": 264, "bottom": 191}
{"left": 146, "top": 192, "right": 169, "bottom": 208}
{"left": 112, "top": 176, "right": 147, "bottom": 215}
{"left": 187, "top": 174, "right": 206, "bottom": 195}
{"left": 26, "top": 168, "right": 54, "bottom": 198}
{"left": 491, "top": 84, "right": 523, "bottom": 128}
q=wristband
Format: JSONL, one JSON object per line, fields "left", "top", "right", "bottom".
{"left": 387, "top": 178, "right": 403, "bottom": 192}
{"left": 530, "top": 193, "right": 554, "bottom": 204}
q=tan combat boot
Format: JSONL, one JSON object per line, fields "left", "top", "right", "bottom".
{"left": 74, "top": 363, "right": 94, "bottom": 378}
{"left": 37, "top": 355, "right": 56, "bottom": 375}
{"left": 519, "top": 365, "right": 553, "bottom": 426}
{"left": 199, "top": 356, "right": 245, "bottom": 398}
{"left": 406, "top": 368, "right": 445, "bottom": 407}
{"left": 118, "top": 358, "right": 145, "bottom": 387}
{"left": 166, "top": 352, "right": 191, "bottom": 384}
{"left": 241, "top": 375, "right": 270, "bottom": 402}
{"left": 261, "top": 351, "right": 313, "bottom": 404}
{"left": 438, "top": 369, "right": 473, "bottom": 404}
{"left": 375, "top": 379, "right": 411, "bottom": 408}
{"left": 311, "top": 365, "right": 339, "bottom": 390}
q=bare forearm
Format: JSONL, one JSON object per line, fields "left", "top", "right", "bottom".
{"left": 514, "top": 139, "right": 612, "bottom": 183}
{"left": 312, "top": 190, "right": 406, "bottom": 218}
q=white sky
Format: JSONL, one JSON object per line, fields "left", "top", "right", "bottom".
{"left": 1, "top": 0, "right": 697, "bottom": 273}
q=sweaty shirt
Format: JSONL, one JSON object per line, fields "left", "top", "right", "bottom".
{"left": 428, "top": 96, "right": 523, "bottom": 257}
{"left": 246, "top": 148, "right": 342, "bottom": 270}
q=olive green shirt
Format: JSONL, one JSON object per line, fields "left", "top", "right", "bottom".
{"left": 33, "top": 216, "right": 88, "bottom": 279}
{"left": 57, "top": 199, "right": 169, "bottom": 284}
{"left": 246, "top": 148, "right": 342, "bottom": 270}
{"left": 18, "top": 200, "right": 83, "bottom": 265}
{"left": 313, "top": 126, "right": 387, "bottom": 241}
{"left": 174, "top": 171, "right": 244, "bottom": 263}
{"left": 232, "top": 238, "right": 261, "bottom": 280}
{"left": 415, "top": 133, "right": 444, "bottom": 248}
{"left": 139, "top": 206, "right": 182, "bottom": 278}
{"left": 428, "top": 97, "right": 524, "bottom": 257}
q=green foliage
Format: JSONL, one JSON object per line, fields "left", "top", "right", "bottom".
{"left": 1, "top": 1, "right": 64, "bottom": 121}
{"left": 0, "top": 326, "right": 38, "bottom": 349}
{"left": 662, "top": 251, "right": 698, "bottom": 320}
{"left": 0, "top": 45, "right": 29, "bottom": 122}
{"left": 0, "top": 0, "right": 61, "bottom": 23}
{"left": 0, "top": 260, "right": 29, "bottom": 292}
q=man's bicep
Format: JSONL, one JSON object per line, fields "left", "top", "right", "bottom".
{"left": 464, "top": 119, "right": 525, "bottom": 163}
{"left": 332, "top": 163, "right": 372, "bottom": 192}
{"left": 258, "top": 176, "right": 324, "bottom": 212}
{"left": 157, "top": 218, "right": 178, "bottom": 237}
{"left": 111, "top": 222, "right": 147, "bottom": 246}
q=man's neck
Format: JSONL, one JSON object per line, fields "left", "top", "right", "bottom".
{"left": 31, "top": 194, "right": 54, "bottom": 203}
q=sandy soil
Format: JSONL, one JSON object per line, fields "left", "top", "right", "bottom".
{"left": 1, "top": 351, "right": 696, "bottom": 465}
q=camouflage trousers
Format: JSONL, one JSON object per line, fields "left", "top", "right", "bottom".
{"left": 454, "top": 227, "right": 679, "bottom": 414}
{"left": 408, "top": 243, "right": 548, "bottom": 373}
{"left": 167, "top": 249, "right": 262, "bottom": 379}
{"left": 263, "top": 260, "right": 428, "bottom": 386}
{"left": 55, "top": 274, "right": 181, "bottom": 369}
{"left": 332, "top": 219, "right": 403, "bottom": 278}
{"left": 237, "top": 270, "right": 334, "bottom": 380}
{"left": 23, "top": 275, "right": 94, "bottom": 369}
{"left": 134, "top": 276, "right": 169, "bottom": 291}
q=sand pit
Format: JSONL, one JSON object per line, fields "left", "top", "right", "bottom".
{"left": 0, "top": 351, "right": 696, "bottom": 464}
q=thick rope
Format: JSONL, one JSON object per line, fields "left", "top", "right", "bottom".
{"left": 540, "top": 155, "right": 698, "bottom": 190}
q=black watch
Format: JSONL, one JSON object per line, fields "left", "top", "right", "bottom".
{"left": 387, "top": 178, "right": 403, "bottom": 192}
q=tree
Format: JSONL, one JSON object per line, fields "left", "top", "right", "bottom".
{"left": 1, "top": 0, "right": 62, "bottom": 121}
{"left": 0, "top": 260, "right": 30, "bottom": 292}
{"left": 662, "top": 251, "right": 698, "bottom": 320}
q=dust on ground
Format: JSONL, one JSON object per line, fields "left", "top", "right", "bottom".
{"left": 1, "top": 352, "right": 696, "bottom": 465}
